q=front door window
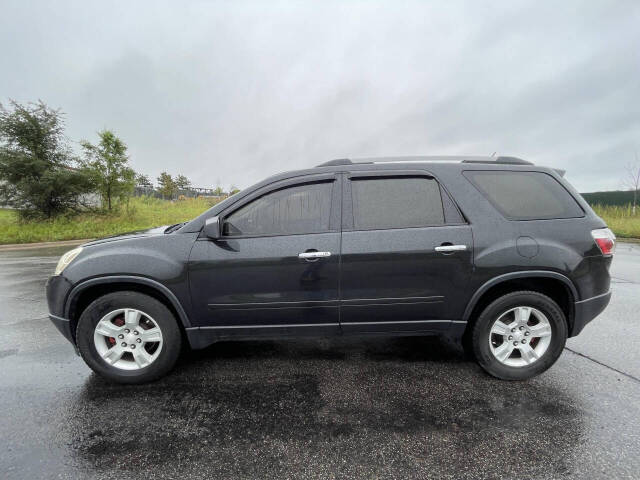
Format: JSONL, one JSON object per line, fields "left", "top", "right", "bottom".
{"left": 224, "top": 182, "right": 333, "bottom": 236}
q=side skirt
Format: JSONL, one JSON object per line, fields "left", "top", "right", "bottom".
{"left": 185, "top": 320, "right": 467, "bottom": 350}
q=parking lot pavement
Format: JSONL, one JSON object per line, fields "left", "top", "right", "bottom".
{"left": 1, "top": 245, "right": 639, "bottom": 479}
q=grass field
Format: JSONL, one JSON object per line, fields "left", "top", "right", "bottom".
{"left": 0, "top": 196, "right": 218, "bottom": 244}
{"left": 591, "top": 204, "right": 640, "bottom": 239}
{"left": 0, "top": 197, "right": 638, "bottom": 245}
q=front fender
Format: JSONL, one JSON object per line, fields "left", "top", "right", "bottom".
{"left": 64, "top": 275, "right": 192, "bottom": 328}
{"left": 61, "top": 232, "right": 198, "bottom": 327}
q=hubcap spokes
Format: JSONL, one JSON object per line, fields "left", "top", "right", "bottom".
{"left": 93, "top": 308, "right": 163, "bottom": 371}
{"left": 488, "top": 306, "right": 552, "bottom": 368}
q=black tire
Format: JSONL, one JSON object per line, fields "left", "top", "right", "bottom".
{"left": 76, "top": 291, "right": 182, "bottom": 384}
{"left": 472, "top": 291, "right": 567, "bottom": 381}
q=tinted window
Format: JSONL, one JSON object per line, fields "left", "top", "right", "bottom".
{"left": 464, "top": 171, "right": 584, "bottom": 220}
{"left": 351, "top": 177, "right": 444, "bottom": 230}
{"left": 224, "top": 182, "right": 333, "bottom": 236}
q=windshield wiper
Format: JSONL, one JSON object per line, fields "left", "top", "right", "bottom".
{"left": 164, "top": 222, "right": 187, "bottom": 234}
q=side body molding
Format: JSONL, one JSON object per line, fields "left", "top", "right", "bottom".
{"left": 462, "top": 270, "right": 579, "bottom": 322}
{"left": 64, "top": 275, "right": 192, "bottom": 328}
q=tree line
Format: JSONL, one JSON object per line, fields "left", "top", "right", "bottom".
{"left": 0, "top": 100, "right": 236, "bottom": 219}
{"left": 148, "top": 172, "right": 237, "bottom": 200}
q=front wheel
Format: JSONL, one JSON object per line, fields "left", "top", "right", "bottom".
{"left": 76, "top": 291, "right": 182, "bottom": 384}
{"left": 472, "top": 291, "right": 568, "bottom": 380}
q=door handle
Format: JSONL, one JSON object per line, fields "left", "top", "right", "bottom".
{"left": 298, "top": 251, "right": 332, "bottom": 260}
{"left": 435, "top": 244, "right": 467, "bottom": 253}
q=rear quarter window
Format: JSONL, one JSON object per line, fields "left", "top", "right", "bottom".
{"left": 463, "top": 170, "right": 584, "bottom": 220}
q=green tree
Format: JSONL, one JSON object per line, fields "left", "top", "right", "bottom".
{"left": 175, "top": 174, "right": 191, "bottom": 191}
{"left": 212, "top": 185, "right": 224, "bottom": 196}
{"left": 81, "top": 129, "right": 135, "bottom": 211}
{"left": 229, "top": 184, "right": 240, "bottom": 195}
{"left": 157, "top": 171, "right": 176, "bottom": 199}
{"left": 135, "top": 173, "right": 152, "bottom": 187}
{"left": 0, "top": 100, "right": 93, "bottom": 219}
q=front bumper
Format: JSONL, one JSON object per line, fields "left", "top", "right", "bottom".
{"left": 571, "top": 290, "right": 612, "bottom": 337}
{"left": 49, "top": 314, "right": 75, "bottom": 344}
{"left": 46, "top": 274, "right": 72, "bottom": 317}
{"left": 46, "top": 274, "right": 76, "bottom": 347}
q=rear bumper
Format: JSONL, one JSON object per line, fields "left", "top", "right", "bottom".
{"left": 571, "top": 290, "right": 612, "bottom": 337}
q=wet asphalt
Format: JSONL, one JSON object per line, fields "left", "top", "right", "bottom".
{"left": 1, "top": 244, "right": 639, "bottom": 479}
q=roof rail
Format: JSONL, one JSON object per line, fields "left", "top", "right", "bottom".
{"left": 315, "top": 156, "right": 534, "bottom": 167}
{"left": 462, "top": 156, "right": 533, "bottom": 165}
{"left": 316, "top": 158, "right": 353, "bottom": 167}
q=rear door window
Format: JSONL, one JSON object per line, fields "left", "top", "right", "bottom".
{"left": 350, "top": 177, "right": 445, "bottom": 230}
{"left": 464, "top": 171, "right": 584, "bottom": 220}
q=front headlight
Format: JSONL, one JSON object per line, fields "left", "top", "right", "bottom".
{"left": 54, "top": 247, "right": 83, "bottom": 275}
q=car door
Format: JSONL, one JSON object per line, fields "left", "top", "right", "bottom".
{"left": 339, "top": 171, "right": 473, "bottom": 334}
{"left": 188, "top": 173, "right": 341, "bottom": 339}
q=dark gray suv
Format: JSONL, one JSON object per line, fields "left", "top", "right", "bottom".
{"left": 46, "top": 156, "right": 614, "bottom": 383}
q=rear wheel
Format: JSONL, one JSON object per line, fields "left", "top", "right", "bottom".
{"left": 76, "top": 291, "right": 182, "bottom": 384}
{"left": 472, "top": 291, "right": 567, "bottom": 380}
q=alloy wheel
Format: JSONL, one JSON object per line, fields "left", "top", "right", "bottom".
{"left": 488, "top": 306, "right": 552, "bottom": 367}
{"left": 93, "top": 308, "right": 163, "bottom": 370}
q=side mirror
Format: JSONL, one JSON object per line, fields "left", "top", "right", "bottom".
{"left": 204, "top": 216, "right": 222, "bottom": 239}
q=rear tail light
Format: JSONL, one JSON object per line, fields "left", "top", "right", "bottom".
{"left": 591, "top": 228, "right": 616, "bottom": 256}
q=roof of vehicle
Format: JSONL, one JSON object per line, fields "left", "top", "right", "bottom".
{"left": 309, "top": 155, "right": 565, "bottom": 178}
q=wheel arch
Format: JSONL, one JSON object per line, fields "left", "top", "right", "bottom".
{"left": 463, "top": 271, "right": 577, "bottom": 335}
{"left": 65, "top": 276, "right": 191, "bottom": 343}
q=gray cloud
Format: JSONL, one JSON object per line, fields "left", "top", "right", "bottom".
{"left": 1, "top": 0, "right": 639, "bottom": 191}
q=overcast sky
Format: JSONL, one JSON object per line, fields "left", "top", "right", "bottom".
{"left": 1, "top": 0, "right": 639, "bottom": 192}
